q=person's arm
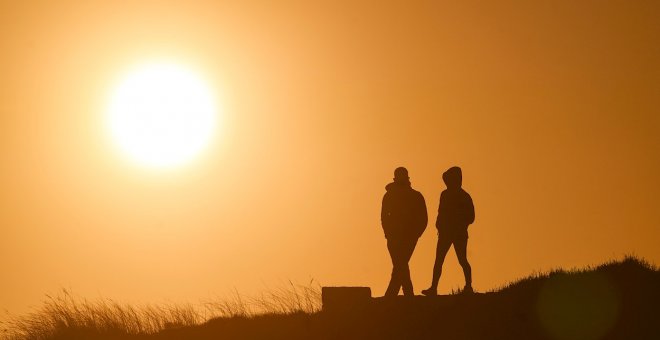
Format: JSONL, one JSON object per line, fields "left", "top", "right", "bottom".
{"left": 416, "top": 192, "right": 428, "bottom": 238}
{"left": 467, "top": 194, "right": 475, "bottom": 225}
{"left": 435, "top": 192, "right": 445, "bottom": 231}
{"left": 381, "top": 193, "right": 391, "bottom": 238}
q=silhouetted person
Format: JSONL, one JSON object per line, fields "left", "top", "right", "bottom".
{"left": 422, "top": 166, "right": 475, "bottom": 296}
{"left": 381, "top": 167, "right": 428, "bottom": 297}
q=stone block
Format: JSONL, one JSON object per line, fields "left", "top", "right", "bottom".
{"left": 322, "top": 286, "right": 372, "bottom": 312}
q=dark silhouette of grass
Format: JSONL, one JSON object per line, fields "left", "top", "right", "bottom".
{"left": 1, "top": 281, "right": 321, "bottom": 340}
{"left": 2, "top": 257, "right": 658, "bottom": 340}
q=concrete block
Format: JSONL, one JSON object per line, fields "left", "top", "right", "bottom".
{"left": 322, "top": 286, "right": 372, "bottom": 312}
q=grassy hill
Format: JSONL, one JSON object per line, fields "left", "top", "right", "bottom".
{"left": 3, "top": 257, "right": 659, "bottom": 340}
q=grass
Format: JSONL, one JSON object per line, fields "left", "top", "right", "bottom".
{"left": 1, "top": 281, "right": 321, "bottom": 340}
{"left": 1, "top": 256, "right": 658, "bottom": 340}
{"left": 1, "top": 290, "right": 195, "bottom": 339}
{"left": 494, "top": 254, "right": 657, "bottom": 293}
{"left": 202, "top": 280, "right": 321, "bottom": 317}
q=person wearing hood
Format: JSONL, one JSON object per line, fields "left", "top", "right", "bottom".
{"left": 381, "top": 167, "right": 428, "bottom": 297}
{"left": 422, "top": 166, "right": 475, "bottom": 296}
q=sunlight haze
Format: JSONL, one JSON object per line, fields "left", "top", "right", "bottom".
{"left": 1, "top": 0, "right": 659, "bottom": 318}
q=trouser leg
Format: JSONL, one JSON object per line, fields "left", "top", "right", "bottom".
{"left": 454, "top": 235, "right": 472, "bottom": 288}
{"left": 399, "top": 239, "right": 418, "bottom": 296}
{"left": 430, "top": 236, "right": 452, "bottom": 289}
{"left": 385, "top": 240, "right": 402, "bottom": 296}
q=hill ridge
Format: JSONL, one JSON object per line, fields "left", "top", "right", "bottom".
{"left": 3, "top": 257, "right": 658, "bottom": 340}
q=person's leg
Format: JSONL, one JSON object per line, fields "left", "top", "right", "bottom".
{"left": 454, "top": 234, "right": 472, "bottom": 290}
{"left": 400, "top": 239, "right": 418, "bottom": 296}
{"left": 385, "top": 239, "right": 402, "bottom": 297}
{"left": 422, "top": 235, "right": 452, "bottom": 295}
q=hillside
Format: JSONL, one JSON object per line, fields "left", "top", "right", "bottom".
{"left": 4, "top": 257, "right": 659, "bottom": 340}
{"left": 158, "top": 257, "right": 660, "bottom": 340}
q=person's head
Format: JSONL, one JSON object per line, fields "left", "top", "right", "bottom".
{"left": 443, "top": 166, "right": 462, "bottom": 189}
{"left": 393, "top": 167, "right": 410, "bottom": 184}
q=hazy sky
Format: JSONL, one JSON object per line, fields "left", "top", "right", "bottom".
{"left": 1, "top": 1, "right": 659, "bottom": 316}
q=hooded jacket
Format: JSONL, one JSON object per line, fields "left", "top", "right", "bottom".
{"left": 381, "top": 181, "right": 428, "bottom": 240}
{"left": 436, "top": 167, "right": 475, "bottom": 235}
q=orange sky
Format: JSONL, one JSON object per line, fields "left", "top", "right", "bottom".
{"left": 1, "top": 1, "right": 659, "bottom": 316}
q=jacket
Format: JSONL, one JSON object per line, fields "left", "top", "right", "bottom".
{"left": 381, "top": 181, "right": 428, "bottom": 240}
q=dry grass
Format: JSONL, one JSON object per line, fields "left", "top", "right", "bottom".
{"left": 202, "top": 280, "right": 321, "bottom": 317}
{"left": 493, "top": 254, "right": 656, "bottom": 293}
{"left": 0, "top": 280, "right": 321, "bottom": 340}
{"left": 2, "top": 256, "right": 656, "bottom": 340}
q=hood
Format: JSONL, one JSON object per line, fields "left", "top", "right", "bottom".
{"left": 443, "top": 166, "right": 462, "bottom": 189}
{"left": 386, "top": 181, "right": 411, "bottom": 192}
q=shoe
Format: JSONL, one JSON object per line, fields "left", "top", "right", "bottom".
{"left": 421, "top": 288, "right": 437, "bottom": 296}
{"left": 462, "top": 286, "right": 474, "bottom": 294}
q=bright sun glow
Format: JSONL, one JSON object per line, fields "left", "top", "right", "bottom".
{"left": 107, "top": 62, "right": 217, "bottom": 169}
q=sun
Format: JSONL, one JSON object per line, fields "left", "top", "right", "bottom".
{"left": 106, "top": 62, "right": 217, "bottom": 169}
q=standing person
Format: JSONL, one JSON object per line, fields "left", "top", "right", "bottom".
{"left": 422, "top": 166, "right": 475, "bottom": 296}
{"left": 381, "top": 167, "right": 428, "bottom": 297}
